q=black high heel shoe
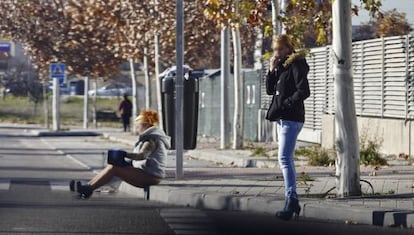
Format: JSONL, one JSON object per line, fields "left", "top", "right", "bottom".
{"left": 275, "top": 197, "right": 301, "bottom": 221}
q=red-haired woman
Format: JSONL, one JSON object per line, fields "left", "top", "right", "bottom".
{"left": 74, "top": 109, "right": 170, "bottom": 199}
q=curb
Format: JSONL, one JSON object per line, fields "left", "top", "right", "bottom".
{"left": 186, "top": 150, "right": 308, "bottom": 168}
{"left": 187, "top": 150, "right": 261, "bottom": 167}
{"left": 303, "top": 202, "right": 414, "bottom": 228}
{"left": 119, "top": 182, "right": 284, "bottom": 214}
{"left": 33, "top": 130, "right": 101, "bottom": 137}
{"left": 118, "top": 182, "right": 414, "bottom": 228}
{"left": 101, "top": 133, "right": 136, "bottom": 146}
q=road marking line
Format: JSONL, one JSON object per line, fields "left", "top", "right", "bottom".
{"left": 40, "top": 138, "right": 99, "bottom": 175}
{"left": 160, "top": 208, "right": 219, "bottom": 235}
{"left": 49, "top": 180, "right": 70, "bottom": 191}
{"left": 0, "top": 179, "right": 10, "bottom": 190}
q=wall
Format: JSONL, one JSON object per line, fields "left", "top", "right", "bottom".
{"left": 321, "top": 114, "right": 413, "bottom": 156}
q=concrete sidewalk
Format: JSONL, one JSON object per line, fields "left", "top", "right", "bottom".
{"left": 99, "top": 129, "right": 414, "bottom": 229}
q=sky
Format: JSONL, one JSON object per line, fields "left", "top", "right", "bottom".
{"left": 352, "top": 0, "right": 414, "bottom": 25}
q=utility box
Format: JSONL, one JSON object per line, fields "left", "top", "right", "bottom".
{"left": 161, "top": 74, "right": 199, "bottom": 150}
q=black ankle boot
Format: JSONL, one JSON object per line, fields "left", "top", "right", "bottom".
{"left": 275, "top": 197, "right": 301, "bottom": 221}
{"left": 77, "top": 184, "right": 94, "bottom": 199}
{"left": 69, "top": 180, "right": 81, "bottom": 192}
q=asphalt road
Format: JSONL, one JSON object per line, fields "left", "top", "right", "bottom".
{"left": 0, "top": 125, "right": 412, "bottom": 235}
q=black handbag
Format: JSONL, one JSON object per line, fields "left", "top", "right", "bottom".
{"left": 107, "top": 149, "right": 131, "bottom": 167}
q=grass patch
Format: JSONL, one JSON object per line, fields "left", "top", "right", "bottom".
{"left": 0, "top": 95, "right": 122, "bottom": 127}
{"left": 245, "top": 142, "right": 270, "bottom": 158}
{"left": 295, "top": 129, "right": 388, "bottom": 167}
{"left": 297, "top": 172, "right": 314, "bottom": 182}
{"left": 250, "top": 146, "right": 270, "bottom": 158}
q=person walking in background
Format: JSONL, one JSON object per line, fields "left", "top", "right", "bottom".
{"left": 118, "top": 93, "right": 133, "bottom": 132}
{"left": 265, "top": 34, "right": 310, "bottom": 221}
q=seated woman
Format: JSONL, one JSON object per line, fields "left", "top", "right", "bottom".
{"left": 75, "top": 109, "right": 170, "bottom": 199}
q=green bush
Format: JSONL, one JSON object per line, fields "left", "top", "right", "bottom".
{"left": 360, "top": 140, "right": 387, "bottom": 166}
{"left": 295, "top": 146, "right": 335, "bottom": 166}
{"left": 359, "top": 127, "right": 387, "bottom": 166}
{"left": 308, "top": 148, "right": 335, "bottom": 166}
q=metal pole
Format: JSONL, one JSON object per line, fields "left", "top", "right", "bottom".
{"left": 175, "top": 0, "right": 184, "bottom": 179}
{"left": 144, "top": 45, "right": 151, "bottom": 109}
{"left": 155, "top": 34, "right": 163, "bottom": 130}
{"left": 83, "top": 76, "right": 89, "bottom": 129}
{"left": 220, "top": 28, "right": 230, "bottom": 149}
{"left": 43, "top": 80, "right": 49, "bottom": 129}
{"left": 52, "top": 78, "right": 60, "bottom": 131}
{"left": 93, "top": 79, "right": 97, "bottom": 129}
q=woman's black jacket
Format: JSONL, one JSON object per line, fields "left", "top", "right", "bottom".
{"left": 265, "top": 51, "right": 311, "bottom": 123}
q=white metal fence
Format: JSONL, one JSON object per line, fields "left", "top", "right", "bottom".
{"left": 261, "top": 34, "right": 414, "bottom": 135}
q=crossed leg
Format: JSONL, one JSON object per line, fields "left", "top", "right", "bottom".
{"left": 88, "top": 164, "right": 161, "bottom": 190}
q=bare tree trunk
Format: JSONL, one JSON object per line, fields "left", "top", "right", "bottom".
{"left": 144, "top": 46, "right": 151, "bottom": 109}
{"left": 332, "top": 0, "right": 361, "bottom": 198}
{"left": 154, "top": 33, "right": 163, "bottom": 130}
{"left": 271, "top": 0, "right": 285, "bottom": 143}
{"left": 231, "top": 18, "right": 244, "bottom": 149}
{"left": 253, "top": 26, "right": 264, "bottom": 70}
{"left": 279, "top": 0, "right": 289, "bottom": 34}
{"left": 130, "top": 58, "right": 138, "bottom": 134}
{"left": 271, "top": 0, "right": 280, "bottom": 35}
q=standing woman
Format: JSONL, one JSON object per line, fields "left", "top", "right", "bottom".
{"left": 266, "top": 34, "right": 310, "bottom": 220}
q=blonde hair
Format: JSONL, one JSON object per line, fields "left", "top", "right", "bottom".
{"left": 135, "top": 109, "right": 159, "bottom": 126}
{"left": 273, "top": 34, "right": 295, "bottom": 53}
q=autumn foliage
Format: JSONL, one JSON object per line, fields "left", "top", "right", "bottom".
{"left": 0, "top": 0, "right": 226, "bottom": 79}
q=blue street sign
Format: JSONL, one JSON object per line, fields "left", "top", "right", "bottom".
{"left": 0, "top": 42, "right": 11, "bottom": 53}
{"left": 50, "top": 63, "right": 66, "bottom": 84}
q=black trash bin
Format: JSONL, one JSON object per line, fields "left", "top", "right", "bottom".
{"left": 161, "top": 74, "right": 199, "bottom": 150}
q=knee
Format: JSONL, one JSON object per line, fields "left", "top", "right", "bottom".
{"left": 278, "top": 155, "right": 289, "bottom": 164}
{"left": 278, "top": 155, "right": 293, "bottom": 168}
{"left": 106, "top": 164, "right": 119, "bottom": 174}
{"left": 108, "top": 165, "right": 126, "bottom": 175}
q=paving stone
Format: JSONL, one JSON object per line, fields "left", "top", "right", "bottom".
{"left": 397, "top": 181, "right": 414, "bottom": 194}
{"left": 380, "top": 200, "right": 397, "bottom": 209}
{"left": 362, "top": 199, "right": 381, "bottom": 207}
{"left": 245, "top": 186, "right": 266, "bottom": 195}
{"left": 396, "top": 200, "right": 414, "bottom": 210}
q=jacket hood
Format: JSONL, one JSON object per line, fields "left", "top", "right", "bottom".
{"left": 139, "top": 126, "right": 171, "bottom": 149}
{"left": 283, "top": 49, "right": 307, "bottom": 68}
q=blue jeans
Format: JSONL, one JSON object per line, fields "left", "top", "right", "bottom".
{"left": 277, "top": 120, "right": 303, "bottom": 199}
